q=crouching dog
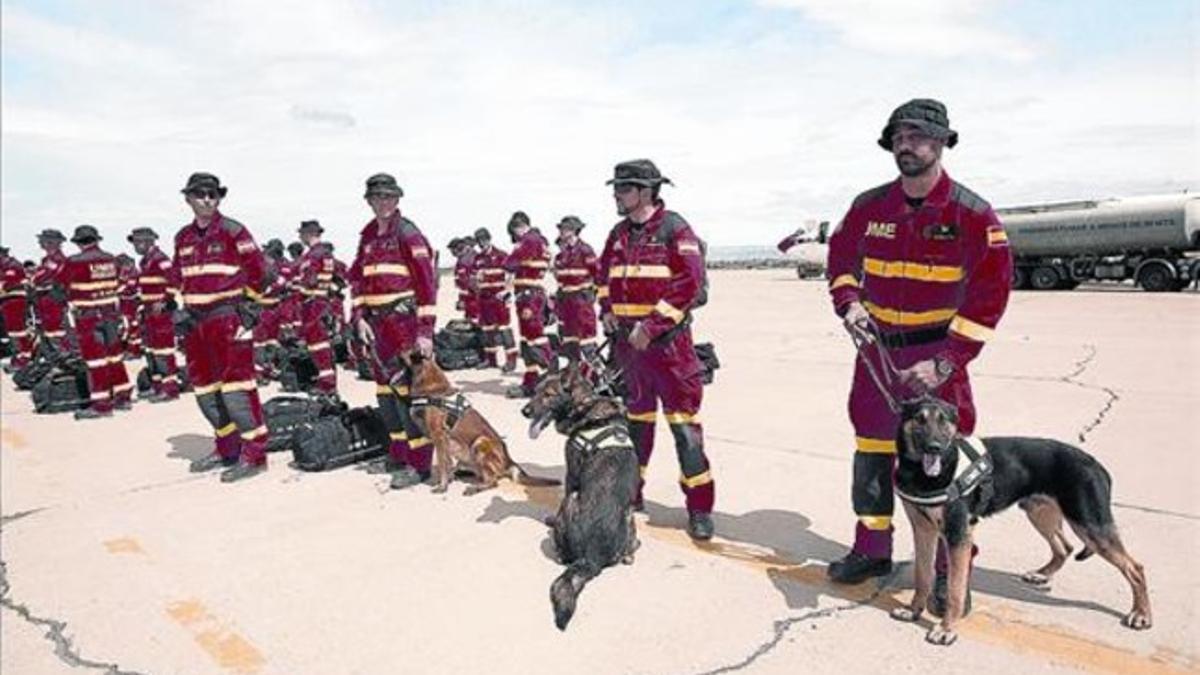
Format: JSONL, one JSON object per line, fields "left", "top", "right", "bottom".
{"left": 523, "top": 366, "right": 640, "bottom": 630}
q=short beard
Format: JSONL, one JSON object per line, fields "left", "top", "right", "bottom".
{"left": 896, "top": 152, "right": 936, "bottom": 177}
{"left": 616, "top": 201, "right": 631, "bottom": 216}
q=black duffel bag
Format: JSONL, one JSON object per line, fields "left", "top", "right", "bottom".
{"left": 279, "top": 347, "right": 318, "bottom": 393}
{"left": 436, "top": 347, "right": 484, "bottom": 371}
{"left": 694, "top": 342, "right": 721, "bottom": 385}
{"left": 264, "top": 395, "right": 345, "bottom": 452}
{"left": 13, "top": 357, "right": 54, "bottom": 391}
{"left": 434, "top": 320, "right": 483, "bottom": 352}
{"left": 32, "top": 370, "right": 90, "bottom": 414}
{"left": 292, "top": 406, "right": 389, "bottom": 471}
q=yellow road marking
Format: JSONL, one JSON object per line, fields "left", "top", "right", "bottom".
{"left": 103, "top": 538, "right": 146, "bottom": 555}
{"left": 165, "top": 599, "right": 266, "bottom": 674}
{"left": 506, "top": 482, "right": 1191, "bottom": 674}
{"left": 1, "top": 426, "right": 28, "bottom": 449}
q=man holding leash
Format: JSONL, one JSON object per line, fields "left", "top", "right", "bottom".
{"left": 597, "top": 159, "right": 715, "bottom": 541}
{"left": 824, "top": 99, "right": 1012, "bottom": 606}
{"left": 348, "top": 173, "right": 438, "bottom": 490}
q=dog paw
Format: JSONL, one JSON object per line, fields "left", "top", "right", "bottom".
{"left": 890, "top": 606, "right": 922, "bottom": 623}
{"left": 1021, "top": 571, "right": 1050, "bottom": 586}
{"left": 621, "top": 554, "right": 635, "bottom": 565}
{"left": 463, "top": 486, "right": 481, "bottom": 496}
{"left": 925, "top": 626, "right": 958, "bottom": 646}
{"left": 1122, "top": 610, "right": 1152, "bottom": 630}
{"left": 431, "top": 484, "right": 448, "bottom": 494}
{"left": 543, "top": 515, "right": 558, "bottom": 528}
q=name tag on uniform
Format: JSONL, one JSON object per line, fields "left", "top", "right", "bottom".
{"left": 924, "top": 223, "right": 958, "bottom": 241}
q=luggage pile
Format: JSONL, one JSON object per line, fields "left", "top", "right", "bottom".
{"left": 434, "top": 319, "right": 485, "bottom": 371}
{"left": 262, "top": 394, "right": 389, "bottom": 472}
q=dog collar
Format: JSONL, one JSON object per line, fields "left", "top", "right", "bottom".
{"left": 896, "top": 436, "right": 993, "bottom": 507}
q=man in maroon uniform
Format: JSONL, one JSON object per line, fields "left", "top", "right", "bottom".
{"left": 59, "top": 225, "right": 133, "bottom": 418}
{"left": 174, "top": 172, "right": 271, "bottom": 483}
{"left": 473, "top": 228, "right": 518, "bottom": 372}
{"left": 597, "top": 159, "right": 714, "bottom": 541}
{"left": 450, "top": 237, "right": 480, "bottom": 326}
{"left": 552, "top": 216, "right": 599, "bottom": 365}
{"left": 128, "top": 227, "right": 180, "bottom": 402}
{"left": 503, "top": 211, "right": 554, "bottom": 398}
{"left": 0, "top": 245, "right": 33, "bottom": 370}
{"left": 116, "top": 253, "right": 142, "bottom": 358}
{"left": 295, "top": 220, "right": 338, "bottom": 395}
{"left": 277, "top": 242, "right": 305, "bottom": 342}
{"left": 824, "top": 100, "right": 1012, "bottom": 614}
{"left": 253, "top": 239, "right": 287, "bottom": 382}
{"left": 348, "top": 173, "right": 438, "bottom": 490}
{"left": 30, "top": 229, "right": 71, "bottom": 353}
{"left": 328, "top": 245, "right": 354, "bottom": 370}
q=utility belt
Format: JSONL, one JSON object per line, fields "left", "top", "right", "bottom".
{"left": 877, "top": 325, "right": 948, "bottom": 349}
{"left": 360, "top": 296, "right": 417, "bottom": 319}
{"left": 183, "top": 302, "right": 241, "bottom": 322}
{"left": 72, "top": 306, "right": 121, "bottom": 321}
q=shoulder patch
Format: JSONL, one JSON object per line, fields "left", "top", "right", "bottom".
{"left": 950, "top": 183, "right": 992, "bottom": 214}
{"left": 220, "top": 217, "right": 247, "bottom": 236}
{"left": 851, "top": 182, "right": 893, "bottom": 210}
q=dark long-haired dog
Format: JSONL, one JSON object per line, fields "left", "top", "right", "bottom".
{"left": 522, "top": 366, "right": 640, "bottom": 630}
{"left": 890, "top": 396, "right": 1151, "bottom": 646}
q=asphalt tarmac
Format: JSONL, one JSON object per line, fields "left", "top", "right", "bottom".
{"left": 2, "top": 270, "right": 1197, "bottom": 674}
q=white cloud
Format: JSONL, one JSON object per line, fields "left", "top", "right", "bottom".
{"left": 0, "top": 1, "right": 1195, "bottom": 263}
{"left": 758, "top": 0, "right": 1037, "bottom": 61}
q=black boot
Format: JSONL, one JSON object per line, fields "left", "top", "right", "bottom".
{"left": 189, "top": 452, "right": 235, "bottom": 473}
{"left": 74, "top": 407, "right": 113, "bottom": 420}
{"left": 929, "top": 572, "right": 972, "bottom": 618}
{"left": 827, "top": 552, "right": 893, "bottom": 584}
{"left": 220, "top": 461, "right": 266, "bottom": 483}
{"left": 687, "top": 512, "right": 714, "bottom": 541}
{"left": 389, "top": 466, "right": 431, "bottom": 490}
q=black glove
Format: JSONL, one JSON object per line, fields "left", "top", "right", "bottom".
{"left": 164, "top": 297, "right": 178, "bottom": 312}
{"left": 236, "top": 302, "right": 261, "bottom": 330}
{"left": 321, "top": 312, "right": 336, "bottom": 331}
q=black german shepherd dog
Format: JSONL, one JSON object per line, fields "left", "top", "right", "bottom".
{"left": 890, "top": 396, "right": 1151, "bottom": 646}
{"left": 522, "top": 366, "right": 640, "bottom": 630}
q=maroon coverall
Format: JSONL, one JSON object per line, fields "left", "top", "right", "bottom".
{"left": 826, "top": 172, "right": 1013, "bottom": 559}
{"left": 598, "top": 203, "right": 713, "bottom": 514}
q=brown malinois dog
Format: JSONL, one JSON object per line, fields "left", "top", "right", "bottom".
{"left": 405, "top": 354, "right": 559, "bottom": 494}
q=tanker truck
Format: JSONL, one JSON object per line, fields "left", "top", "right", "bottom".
{"left": 997, "top": 193, "right": 1200, "bottom": 292}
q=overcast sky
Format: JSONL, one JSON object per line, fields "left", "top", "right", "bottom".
{"left": 2, "top": 0, "right": 1196, "bottom": 260}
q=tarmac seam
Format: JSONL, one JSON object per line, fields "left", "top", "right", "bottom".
{"left": 692, "top": 566, "right": 901, "bottom": 675}
{"left": 0, "top": 560, "right": 147, "bottom": 674}
{"left": 1058, "top": 344, "right": 1120, "bottom": 445}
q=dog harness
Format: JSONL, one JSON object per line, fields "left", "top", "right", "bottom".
{"left": 566, "top": 422, "right": 634, "bottom": 458}
{"left": 895, "top": 436, "right": 994, "bottom": 509}
{"left": 409, "top": 393, "right": 471, "bottom": 433}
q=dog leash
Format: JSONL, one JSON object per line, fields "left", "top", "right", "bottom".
{"left": 845, "top": 319, "right": 904, "bottom": 414}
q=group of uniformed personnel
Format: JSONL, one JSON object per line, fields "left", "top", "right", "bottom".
{"left": 1, "top": 98, "right": 1012, "bottom": 566}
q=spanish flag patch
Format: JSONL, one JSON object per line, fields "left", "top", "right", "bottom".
{"left": 987, "top": 228, "right": 1009, "bottom": 247}
{"left": 677, "top": 242, "right": 701, "bottom": 255}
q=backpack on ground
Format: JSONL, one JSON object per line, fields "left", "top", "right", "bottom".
{"left": 292, "top": 406, "right": 389, "bottom": 472}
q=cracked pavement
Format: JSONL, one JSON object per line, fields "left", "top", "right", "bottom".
{"left": 2, "top": 271, "right": 1197, "bottom": 674}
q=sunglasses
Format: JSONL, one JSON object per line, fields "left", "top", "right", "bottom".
{"left": 613, "top": 184, "right": 640, "bottom": 195}
{"left": 189, "top": 189, "right": 222, "bottom": 200}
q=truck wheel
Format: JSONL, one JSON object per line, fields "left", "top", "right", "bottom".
{"left": 1137, "top": 264, "right": 1173, "bottom": 293}
{"left": 1012, "top": 267, "right": 1031, "bottom": 289}
{"left": 1030, "top": 266, "right": 1060, "bottom": 290}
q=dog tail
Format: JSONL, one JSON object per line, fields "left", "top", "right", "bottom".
{"left": 514, "top": 462, "right": 562, "bottom": 487}
{"left": 551, "top": 560, "right": 599, "bottom": 630}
